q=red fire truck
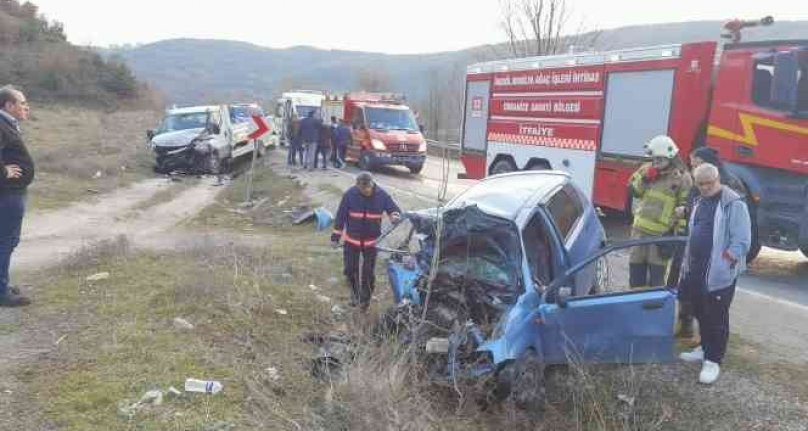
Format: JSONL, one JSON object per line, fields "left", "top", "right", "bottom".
{"left": 323, "top": 92, "right": 427, "bottom": 174}
{"left": 459, "top": 35, "right": 808, "bottom": 259}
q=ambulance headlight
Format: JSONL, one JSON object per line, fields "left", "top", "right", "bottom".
{"left": 371, "top": 139, "right": 387, "bottom": 151}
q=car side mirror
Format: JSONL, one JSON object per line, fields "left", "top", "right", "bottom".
{"left": 557, "top": 286, "right": 573, "bottom": 308}
{"left": 146, "top": 129, "right": 156, "bottom": 140}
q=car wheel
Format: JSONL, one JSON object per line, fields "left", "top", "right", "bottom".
{"left": 497, "top": 350, "right": 546, "bottom": 414}
{"left": 490, "top": 158, "right": 516, "bottom": 175}
{"left": 408, "top": 163, "right": 424, "bottom": 174}
{"left": 800, "top": 246, "right": 808, "bottom": 260}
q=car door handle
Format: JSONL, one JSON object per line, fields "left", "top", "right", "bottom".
{"left": 642, "top": 301, "right": 664, "bottom": 310}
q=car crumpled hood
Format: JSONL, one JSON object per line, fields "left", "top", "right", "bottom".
{"left": 400, "top": 204, "right": 524, "bottom": 326}
{"left": 151, "top": 128, "right": 206, "bottom": 148}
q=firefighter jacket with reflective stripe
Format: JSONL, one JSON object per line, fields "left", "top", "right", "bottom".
{"left": 333, "top": 185, "right": 401, "bottom": 248}
{"left": 629, "top": 162, "right": 692, "bottom": 236}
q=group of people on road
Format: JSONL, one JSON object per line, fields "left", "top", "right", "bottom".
{"left": 629, "top": 134, "right": 751, "bottom": 385}
{"left": 287, "top": 111, "right": 351, "bottom": 171}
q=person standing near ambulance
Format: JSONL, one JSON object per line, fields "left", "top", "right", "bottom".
{"left": 628, "top": 135, "right": 692, "bottom": 288}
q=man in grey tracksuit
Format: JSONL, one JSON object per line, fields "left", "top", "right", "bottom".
{"left": 678, "top": 163, "right": 751, "bottom": 385}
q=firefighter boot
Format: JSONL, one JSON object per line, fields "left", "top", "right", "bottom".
{"left": 629, "top": 264, "right": 648, "bottom": 288}
{"left": 648, "top": 264, "right": 667, "bottom": 287}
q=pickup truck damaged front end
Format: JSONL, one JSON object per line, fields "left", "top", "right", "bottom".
{"left": 151, "top": 129, "right": 218, "bottom": 174}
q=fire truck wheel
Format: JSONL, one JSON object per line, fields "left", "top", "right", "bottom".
{"left": 490, "top": 158, "right": 517, "bottom": 175}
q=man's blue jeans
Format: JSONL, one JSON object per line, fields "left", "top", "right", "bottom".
{"left": 0, "top": 193, "right": 25, "bottom": 296}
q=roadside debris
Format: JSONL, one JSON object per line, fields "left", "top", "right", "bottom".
{"left": 331, "top": 304, "right": 346, "bottom": 316}
{"left": 54, "top": 334, "right": 68, "bottom": 346}
{"left": 315, "top": 294, "right": 332, "bottom": 304}
{"left": 86, "top": 272, "right": 111, "bottom": 282}
{"left": 305, "top": 333, "right": 355, "bottom": 382}
{"left": 184, "top": 378, "right": 223, "bottom": 394}
{"left": 617, "top": 394, "right": 636, "bottom": 407}
{"left": 172, "top": 317, "right": 195, "bottom": 330}
{"left": 117, "top": 389, "right": 165, "bottom": 418}
{"left": 292, "top": 207, "right": 334, "bottom": 231}
{"left": 308, "top": 284, "right": 319, "bottom": 291}
{"left": 266, "top": 367, "right": 281, "bottom": 382}
{"left": 275, "top": 308, "right": 289, "bottom": 316}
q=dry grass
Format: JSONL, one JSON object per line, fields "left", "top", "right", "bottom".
{"left": 9, "top": 162, "right": 808, "bottom": 431}
{"left": 23, "top": 105, "right": 160, "bottom": 211}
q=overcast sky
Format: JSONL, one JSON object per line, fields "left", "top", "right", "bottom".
{"left": 32, "top": 0, "right": 808, "bottom": 54}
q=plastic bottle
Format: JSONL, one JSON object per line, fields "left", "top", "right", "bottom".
{"left": 184, "top": 378, "right": 223, "bottom": 394}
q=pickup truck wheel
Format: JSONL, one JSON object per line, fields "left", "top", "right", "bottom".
{"left": 207, "top": 151, "right": 225, "bottom": 175}
{"left": 490, "top": 159, "right": 516, "bottom": 175}
{"left": 407, "top": 163, "right": 424, "bottom": 174}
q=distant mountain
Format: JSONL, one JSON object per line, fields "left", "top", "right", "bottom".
{"left": 110, "top": 20, "right": 808, "bottom": 108}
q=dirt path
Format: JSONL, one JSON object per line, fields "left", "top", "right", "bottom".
{"left": 14, "top": 177, "right": 224, "bottom": 271}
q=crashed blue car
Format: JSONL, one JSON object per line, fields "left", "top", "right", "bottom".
{"left": 378, "top": 171, "right": 684, "bottom": 407}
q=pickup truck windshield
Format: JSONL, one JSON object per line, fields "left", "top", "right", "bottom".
{"left": 366, "top": 107, "right": 418, "bottom": 131}
{"left": 158, "top": 112, "right": 209, "bottom": 133}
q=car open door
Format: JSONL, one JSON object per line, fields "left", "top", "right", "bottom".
{"left": 539, "top": 236, "right": 685, "bottom": 365}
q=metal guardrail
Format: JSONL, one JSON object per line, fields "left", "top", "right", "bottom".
{"left": 425, "top": 139, "right": 461, "bottom": 151}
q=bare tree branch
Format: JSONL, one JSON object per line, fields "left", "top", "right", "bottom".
{"left": 498, "top": 0, "right": 598, "bottom": 58}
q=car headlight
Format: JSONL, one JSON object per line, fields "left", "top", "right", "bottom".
{"left": 418, "top": 141, "right": 427, "bottom": 152}
{"left": 371, "top": 139, "right": 387, "bottom": 151}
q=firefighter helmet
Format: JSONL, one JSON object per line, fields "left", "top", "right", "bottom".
{"left": 644, "top": 135, "right": 679, "bottom": 159}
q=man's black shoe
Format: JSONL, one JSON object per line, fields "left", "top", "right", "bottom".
{"left": 0, "top": 292, "right": 31, "bottom": 307}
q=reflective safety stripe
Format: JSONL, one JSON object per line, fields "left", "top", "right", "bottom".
{"left": 342, "top": 233, "right": 377, "bottom": 248}
{"left": 634, "top": 188, "right": 678, "bottom": 235}
{"left": 348, "top": 211, "right": 383, "bottom": 221}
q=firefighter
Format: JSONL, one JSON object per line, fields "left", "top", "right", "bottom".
{"left": 331, "top": 172, "right": 401, "bottom": 310}
{"left": 628, "top": 135, "right": 692, "bottom": 288}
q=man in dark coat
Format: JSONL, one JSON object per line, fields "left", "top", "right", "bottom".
{"left": 0, "top": 86, "right": 33, "bottom": 307}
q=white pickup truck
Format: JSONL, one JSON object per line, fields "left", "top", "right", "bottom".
{"left": 147, "top": 104, "right": 263, "bottom": 174}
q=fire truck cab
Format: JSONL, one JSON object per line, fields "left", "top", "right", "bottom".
{"left": 460, "top": 40, "right": 808, "bottom": 259}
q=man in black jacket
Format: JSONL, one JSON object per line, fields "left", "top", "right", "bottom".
{"left": 0, "top": 86, "right": 33, "bottom": 307}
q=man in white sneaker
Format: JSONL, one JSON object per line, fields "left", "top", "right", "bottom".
{"left": 677, "top": 163, "right": 750, "bottom": 384}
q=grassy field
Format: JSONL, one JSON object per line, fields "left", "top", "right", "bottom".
{"left": 8, "top": 166, "right": 807, "bottom": 430}
{"left": 23, "top": 105, "right": 160, "bottom": 211}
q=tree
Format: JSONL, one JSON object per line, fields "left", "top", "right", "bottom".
{"left": 498, "top": 0, "right": 598, "bottom": 58}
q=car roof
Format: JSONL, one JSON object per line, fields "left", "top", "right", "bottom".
{"left": 447, "top": 171, "right": 570, "bottom": 220}
{"left": 167, "top": 105, "right": 220, "bottom": 115}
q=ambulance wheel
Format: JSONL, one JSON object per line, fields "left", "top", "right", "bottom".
{"left": 490, "top": 158, "right": 516, "bottom": 175}
{"left": 358, "top": 152, "right": 374, "bottom": 171}
{"left": 407, "top": 163, "right": 424, "bottom": 174}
